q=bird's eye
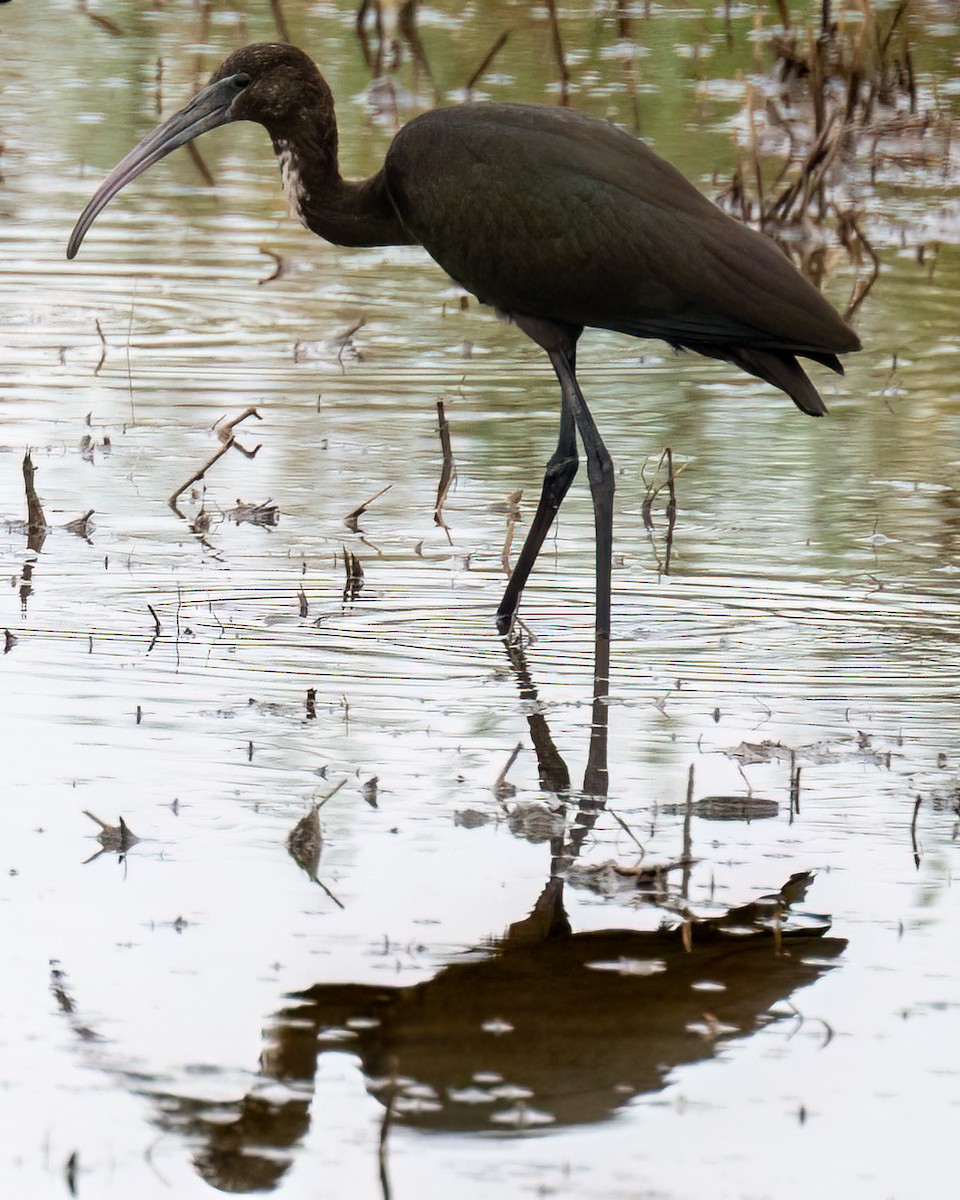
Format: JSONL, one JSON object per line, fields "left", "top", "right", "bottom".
{"left": 233, "top": 73, "right": 251, "bottom": 90}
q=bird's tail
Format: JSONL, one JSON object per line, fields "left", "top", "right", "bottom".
{"left": 689, "top": 344, "right": 843, "bottom": 417}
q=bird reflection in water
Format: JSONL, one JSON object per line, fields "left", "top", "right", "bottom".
{"left": 52, "top": 631, "right": 844, "bottom": 1194}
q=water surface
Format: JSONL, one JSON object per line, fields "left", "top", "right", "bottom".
{"left": 1, "top": 2, "right": 959, "bottom": 1198}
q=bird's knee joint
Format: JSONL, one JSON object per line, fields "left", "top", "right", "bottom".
{"left": 545, "top": 452, "right": 578, "bottom": 478}
{"left": 587, "top": 456, "right": 615, "bottom": 490}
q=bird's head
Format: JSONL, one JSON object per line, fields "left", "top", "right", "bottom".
{"left": 67, "top": 43, "right": 331, "bottom": 259}
{"left": 209, "top": 43, "right": 332, "bottom": 127}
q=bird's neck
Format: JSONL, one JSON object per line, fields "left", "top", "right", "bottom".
{"left": 271, "top": 120, "right": 413, "bottom": 248}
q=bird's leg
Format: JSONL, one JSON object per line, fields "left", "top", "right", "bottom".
{"left": 583, "top": 624, "right": 610, "bottom": 795}
{"left": 547, "top": 347, "right": 615, "bottom": 653}
{"left": 495, "top": 358, "right": 579, "bottom": 636}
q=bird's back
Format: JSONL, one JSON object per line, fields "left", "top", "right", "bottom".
{"left": 384, "top": 103, "right": 858, "bottom": 360}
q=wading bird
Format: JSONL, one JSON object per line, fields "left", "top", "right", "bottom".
{"left": 68, "top": 43, "right": 860, "bottom": 648}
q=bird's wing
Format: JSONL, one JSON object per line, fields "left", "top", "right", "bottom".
{"left": 385, "top": 104, "right": 858, "bottom": 357}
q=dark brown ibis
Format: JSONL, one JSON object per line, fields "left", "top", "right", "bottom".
{"left": 68, "top": 43, "right": 860, "bottom": 647}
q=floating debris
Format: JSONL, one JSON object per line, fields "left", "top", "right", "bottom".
{"left": 286, "top": 803, "right": 322, "bottom": 878}
{"left": 82, "top": 811, "right": 139, "bottom": 854}
{"left": 688, "top": 795, "right": 779, "bottom": 822}
{"left": 728, "top": 739, "right": 792, "bottom": 765}
{"left": 454, "top": 809, "right": 490, "bottom": 829}
{"left": 567, "top": 858, "right": 692, "bottom": 897}
{"left": 505, "top": 802, "right": 565, "bottom": 843}
{"left": 294, "top": 318, "right": 365, "bottom": 367}
{"left": 226, "top": 498, "right": 280, "bottom": 527}
{"left": 493, "top": 743, "right": 522, "bottom": 801}
{"left": 64, "top": 510, "right": 95, "bottom": 540}
{"left": 285, "top": 800, "right": 345, "bottom": 908}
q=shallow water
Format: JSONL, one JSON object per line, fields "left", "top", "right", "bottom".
{"left": 2, "top": 2, "right": 959, "bottom": 1198}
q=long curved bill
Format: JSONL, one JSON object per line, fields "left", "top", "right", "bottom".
{"left": 67, "top": 74, "right": 243, "bottom": 259}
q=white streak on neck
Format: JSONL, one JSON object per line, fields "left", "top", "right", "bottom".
{"left": 277, "top": 141, "right": 308, "bottom": 229}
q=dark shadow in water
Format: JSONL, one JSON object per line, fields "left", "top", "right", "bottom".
{"left": 54, "top": 633, "right": 845, "bottom": 1194}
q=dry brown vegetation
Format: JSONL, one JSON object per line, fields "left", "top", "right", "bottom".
{"left": 718, "top": 0, "right": 957, "bottom": 311}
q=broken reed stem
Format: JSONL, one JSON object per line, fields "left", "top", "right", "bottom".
{"left": 22, "top": 451, "right": 46, "bottom": 534}
{"left": 344, "top": 483, "right": 392, "bottom": 530}
{"left": 544, "top": 0, "right": 570, "bottom": 101}
{"left": 764, "top": 110, "right": 838, "bottom": 224}
{"left": 878, "top": 0, "right": 909, "bottom": 63}
{"left": 434, "top": 399, "right": 454, "bottom": 528}
{"left": 746, "top": 85, "right": 764, "bottom": 221}
{"left": 186, "top": 142, "right": 215, "bottom": 187}
{"left": 790, "top": 765, "right": 802, "bottom": 813}
{"left": 680, "top": 763, "right": 694, "bottom": 901}
{"left": 664, "top": 447, "right": 677, "bottom": 574}
{"left": 78, "top": 0, "right": 123, "bottom": 36}
{"left": 269, "top": 0, "right": 291, "bottom": 43}
{"left": 168, "top": 406, "right": 262, "bottom": 509}
{"left": 501, "top": 509, "right": 517, "bottom": 574}
{"left": 840, "top": 210, "right": 881, "bottom": 319}
{"left": 465, "top": 30, "right": 511, "bottom": 94}
{"left": 316, "top": 878, "right": 346, "bottom": 910}
{"left": 493, "top": 742, "right": 523, "bottom": 799}
{"left": 341, "top": 548, "right": 364, "bottom": 603}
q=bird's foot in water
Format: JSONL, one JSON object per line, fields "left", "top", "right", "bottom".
{"left": 496, "top": 609, "right": 536, "bottom": 646}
